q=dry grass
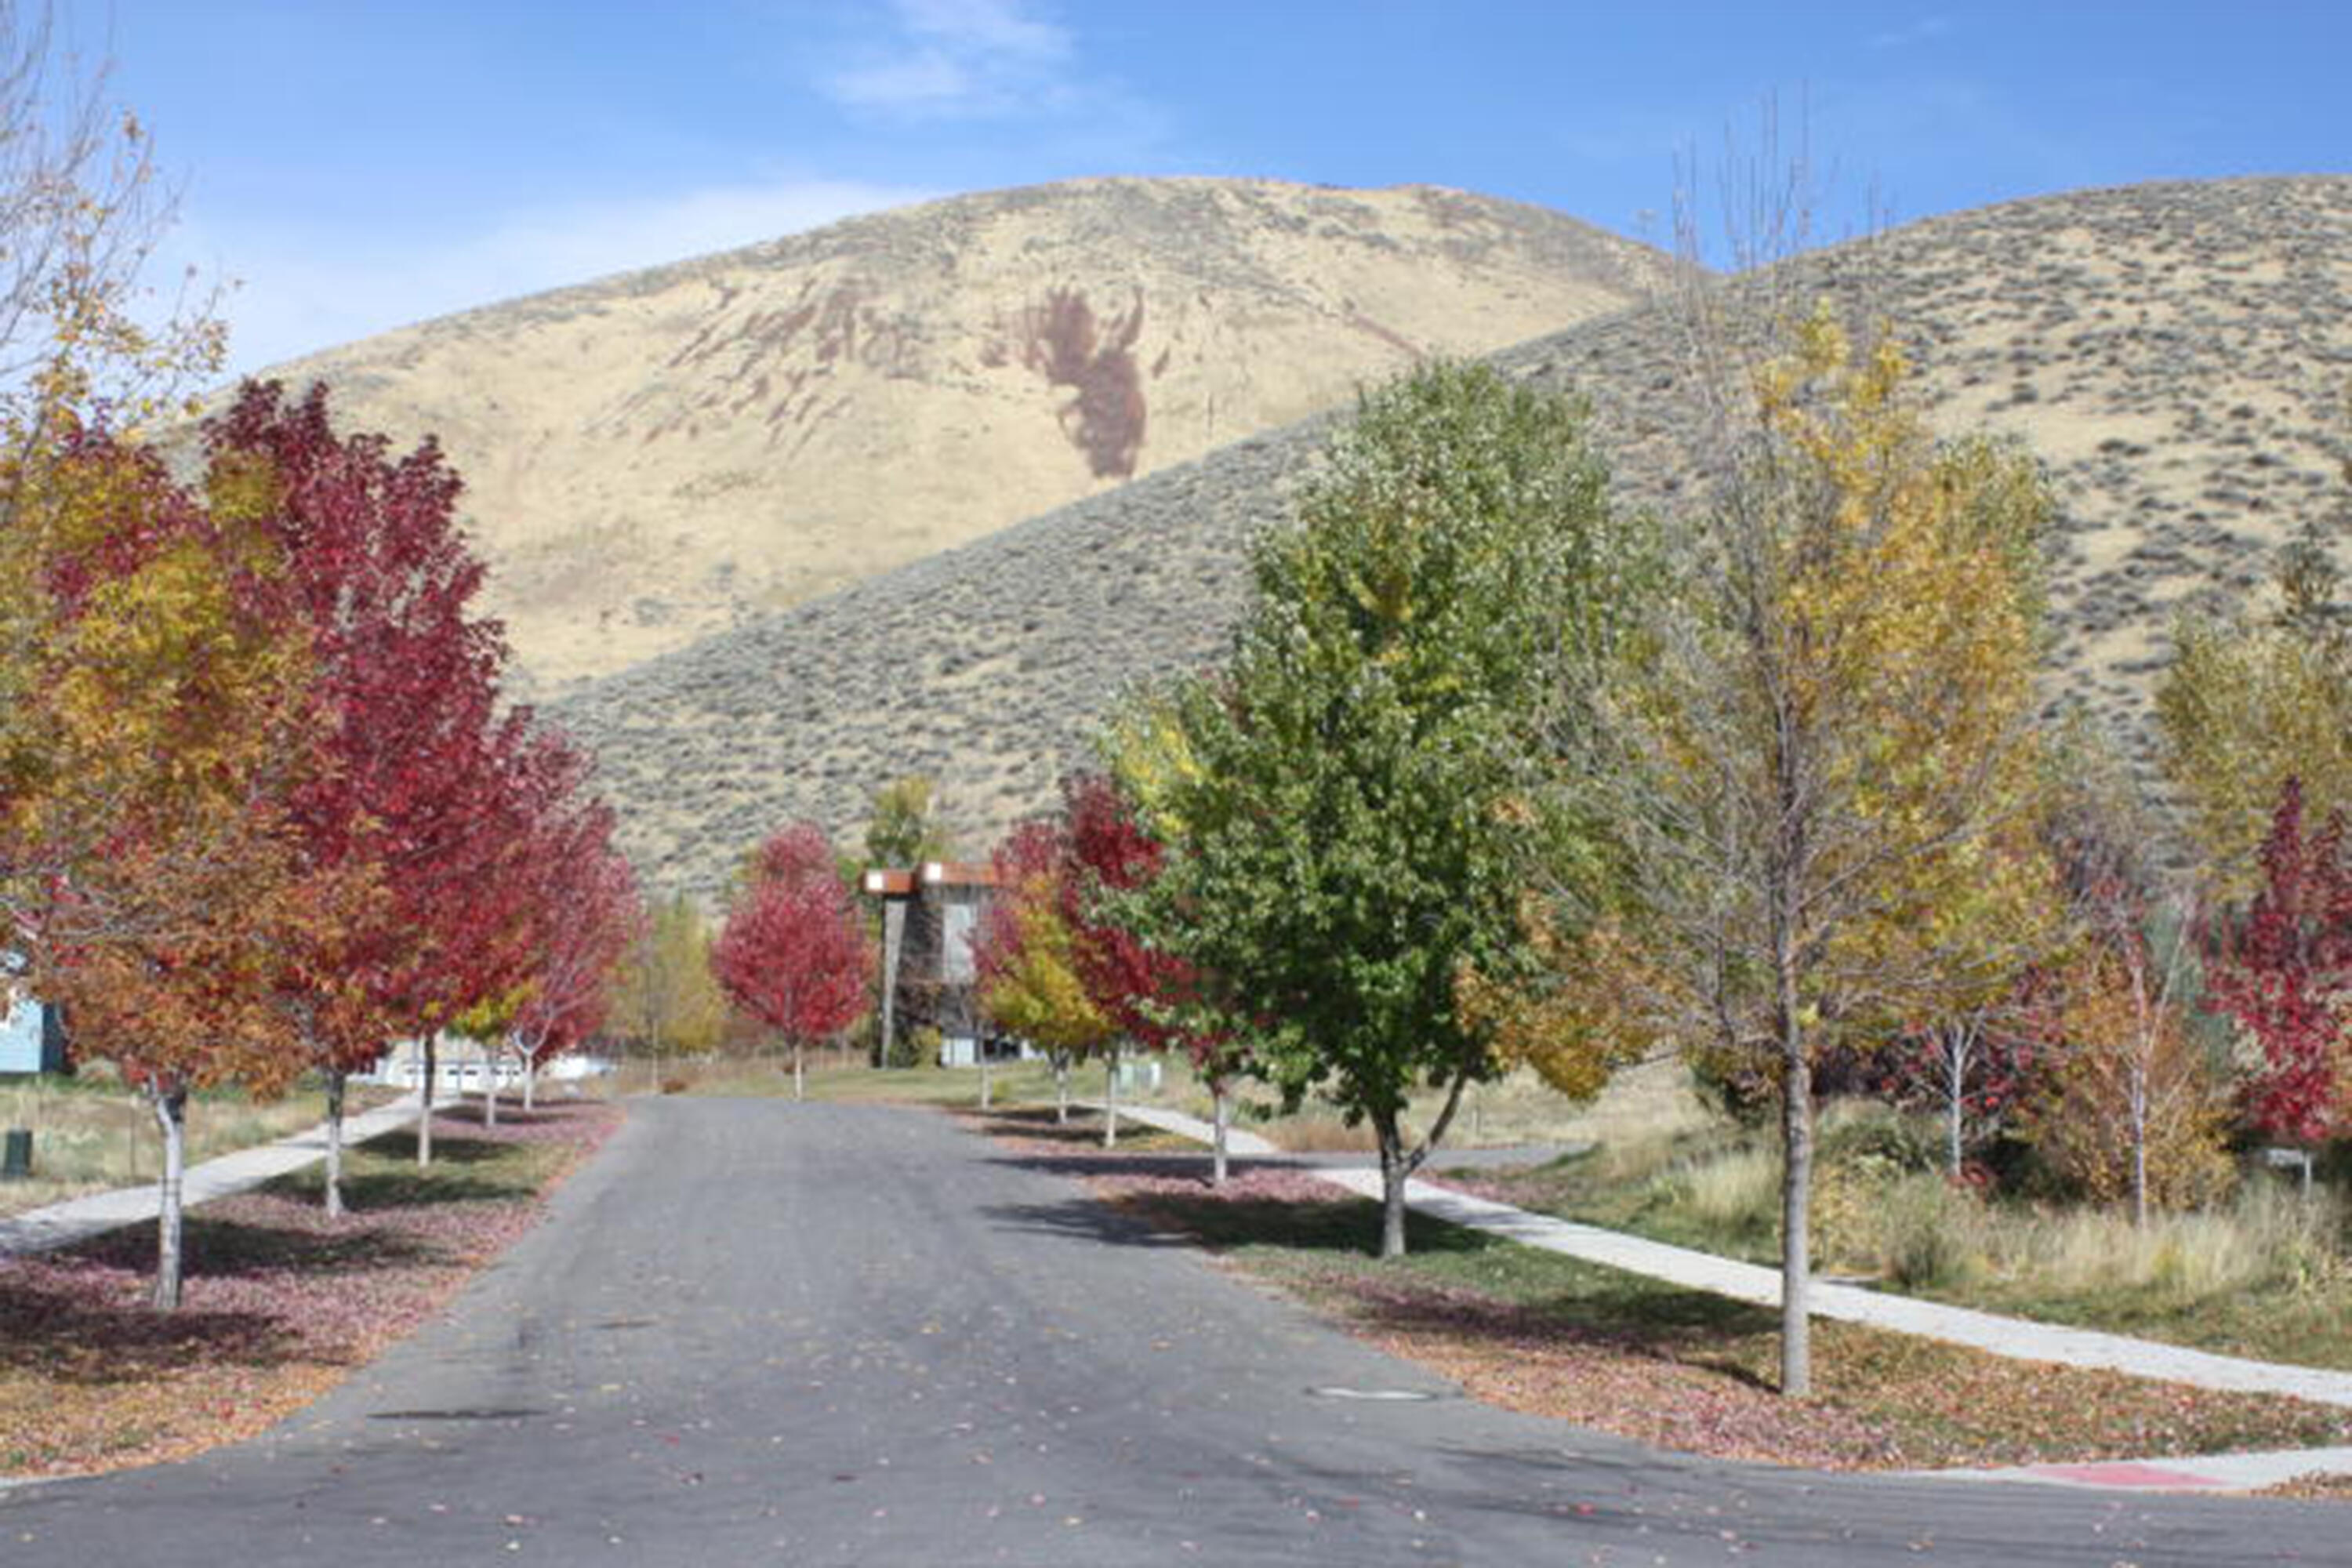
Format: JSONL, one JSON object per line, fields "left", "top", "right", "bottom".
{"left": 1127, "top": 1053, "right": 1706, "bottom": 1154}
{"left": 0, "top": 1073, "right": 398, "bottom": 1219}
{"left": 1465, "top": 1096, "right": 2352, "bottom": 1368}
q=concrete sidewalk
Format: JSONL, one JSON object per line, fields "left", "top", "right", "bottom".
{"left": 0, "top": 1093, "right": 423, "bottom": 1258}
{"left": 1105, "top": 1102, "right": 2352, "bottom": 1411}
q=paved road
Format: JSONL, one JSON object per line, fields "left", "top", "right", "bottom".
{"left": 3, "top": 1100, "right": 2343, "bottom": 1565}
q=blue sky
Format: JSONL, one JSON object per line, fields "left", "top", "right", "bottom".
{"left": 67, "top": 0, "right": 2351, "bottom": 374}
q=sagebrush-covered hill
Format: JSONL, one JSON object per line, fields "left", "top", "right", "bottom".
{"left": 260, "top": 176, "right": 1665, "bottom": 694}
{"left": 553, "top": 176, "right": 2352, "bottom": 902}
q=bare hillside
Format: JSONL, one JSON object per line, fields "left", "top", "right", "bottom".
{"left": 260, "top": 176, "right": 1665, "bottom": 693}
{"left": 553, "top": 176, "right": 2352, "bottom": 902}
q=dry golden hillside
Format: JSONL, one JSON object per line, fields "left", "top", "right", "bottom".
{"left": 259, "top": 176, "right": 1665, "bottom": 693}
{"left": 548, "top": 176, "right": 2352, "bottom": 903}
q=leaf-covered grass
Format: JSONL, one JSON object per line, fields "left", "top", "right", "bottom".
{"left": 2256, "top": 1470, "right": 2352, "bottom": 1500}
{"left": 0, "top": 1099, "right": 617, "bottom": 1480}
{"left": 958, "top": 1102, "right": 1212, "bottom": 1157}
{"left": 0, "top": 1072, "right": 402, "bottom": 1218}
{"left": 1069, "top": 1160, "right": 2352, "bottom": 1472}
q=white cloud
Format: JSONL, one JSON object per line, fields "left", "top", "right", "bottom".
{"left": 166, "top": 176, "right": 934, "bottom": 375}
{"left": 825, "top": 0, "right": 1079, "bottom": 118}
{"left": 1867, "top": 16, "right": 1955, "bottom": 50}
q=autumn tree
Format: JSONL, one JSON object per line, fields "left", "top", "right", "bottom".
{"left": 0, "top": 5, "right": 227, "bottom": 932}
{"left": 863, "top": 775, "right": 956, "bottom": 867}
{"left": 0, "top": 4, "right": 223, "bottom": 473}
{"left": 2158, "top": 397, "right": 2352, "bottom": 884}
{"left": 1584, "top": 305, "right": 2053, "bottom": 1395}
{"left": 1, "top": 430, "right": 332, "bottom": 1308}
{"left": 1059, "top": 771, "right": 1244, "bottom": 1171}
{"left": 974, "top": 818, "right": 1111, "bottom": 1119}
{"left": 1877, "top": 984, "right": 2048, "bottom": 1181}
{"left": 1131, "top": 362, "right": 1648, "bottom": 1256}
{"left": 612, "top": 894, "right": 728, "bottom": 1083}
{"left": 2020, "top": 782, "right": 2234, "bottom": 1220}
{"left": 712, "top": 824, "right": 873, "bottom": 1100}
{"left": 2205, "top": 777, "right": 2352, "bottom": 1146}
{"left": 506, "top": 814, "right": 638, "bottom": 1112}
{"left": 206, "top": 379, "right": 542, "bottom": 1176}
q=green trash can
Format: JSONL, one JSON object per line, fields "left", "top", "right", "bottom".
{"left": 1, "top": 1127, "right": 30, "bottom": 1179}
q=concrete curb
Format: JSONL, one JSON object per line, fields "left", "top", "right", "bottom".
{"left": 0, "top": 1093, "right": 425, "bottom": 1258}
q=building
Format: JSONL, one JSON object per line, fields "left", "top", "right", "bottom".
{"left": 0, "top": 971, "right": 65, "bottom": 1076}
{"left": 365, "top": 1034, "right": 527, "bottom": 1093}
{"left": 862, "top": 860, "right": 1025, "bottom": 1067}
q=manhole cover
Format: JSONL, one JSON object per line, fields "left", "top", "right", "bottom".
{"left": 1306, "top": 1386, "right": 1440, "bottom": 1403}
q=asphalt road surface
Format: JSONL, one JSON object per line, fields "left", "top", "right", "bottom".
{"left": 5, "top": 1099, "right": 2346, "bottom": 1566}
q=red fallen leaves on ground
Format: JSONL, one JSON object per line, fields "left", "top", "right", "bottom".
{"left": 0, "top": 1100, "right": 618, "bottom": 1479}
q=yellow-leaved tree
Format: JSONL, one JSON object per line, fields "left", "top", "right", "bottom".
{"left": 1573, "top": 302, "right": 2055, "bottom": 1396}
{"left": 974, "top": 822, "right": 1114, "bottom": 1123}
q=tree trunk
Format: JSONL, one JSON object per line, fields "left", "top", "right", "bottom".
{"left": 793, "top": 1040, "right": 805, "bottom": 1102}
{"left": 978, "top": 1047, "right": 992, "bottom": 1110}
{"left": 418, "top": 1033, "right": 437, "bottom": 1167}
{"left": 1780, "top": 1043, "right": 1815, "bottom": 1399}
{"left": 2130, "top": 1066, "right": 2150, "bottom": 1229}
{"left": 1053, "top": 1054, "right": 1070, "bottom": 1124}
{"left": 522, "top": 1055, "right": 538, "bottom": 1112}
{"left": 1210, "top": 1080, "right": 1231, "bottom": 1186}
{"left": 483, "top": 1044, "right": 500, "bottom": 1128}
{"left": 324, "top": 1068, "right": 348, "bottom": 1219}
{"left": 1946, "top": 1036, "right": 1965, "bottom": 1181}
{"left": 1102, "top": 1045, "right": 1121, "bottom": 1149}
{"left": 1374, "top": 1109, "right": 1409, "bottom": 1260}
{"left": 151, "top": 1081, "right": 189, "bottom": 1311}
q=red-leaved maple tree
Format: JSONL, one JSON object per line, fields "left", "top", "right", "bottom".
{"left": 505, "top": 785, "right": 639, "bottom": 1112}
{"left": 209, "top": 381, "right": 549, "bottom": 1178}
{"left": 2208, "top": 776, "right": 2352, "bottom": 1145}
{"left": 712, "top": 822, "right": 873, "bottom": 1100}
{"left": 1061, "top": 771, "right": 1247, "bottom": 1177}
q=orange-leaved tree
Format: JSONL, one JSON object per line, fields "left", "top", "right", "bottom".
{"left": 1, "top": 426, "right": 347, "bottom": 1308}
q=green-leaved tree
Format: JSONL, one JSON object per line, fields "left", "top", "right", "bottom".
{"left": 1130, "top": 361, "right": 1652, "bottom": 1258}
